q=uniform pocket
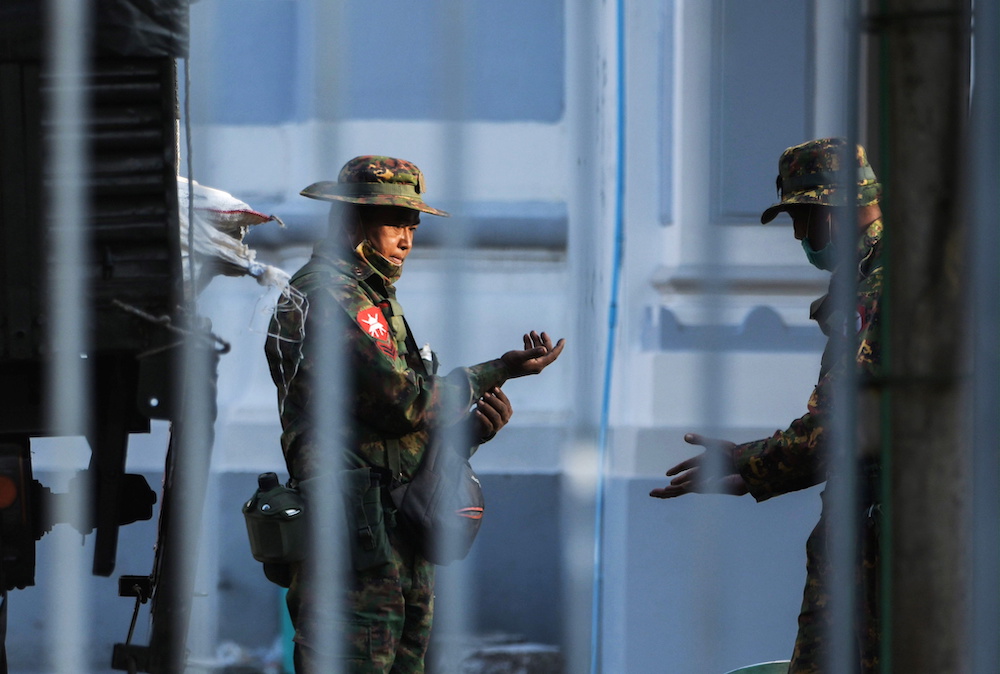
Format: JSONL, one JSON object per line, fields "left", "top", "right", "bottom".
{"left": 296, "top": 620, "right": 372, "bottom": 667}
{"left": 340, "top": 467, "right": 394, "bottom": 572}
{"left": 338, "top": 619, "right": 373, "bottom": 661}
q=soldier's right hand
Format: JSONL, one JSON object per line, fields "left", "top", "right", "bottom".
{"left": 649, "top": 433, "right": 748, "bottom": 498}
{"left": 500, "top": 331, "right": 566, "bottom": 378}
{"left": 473, "top": 387, "right": 513, "bottom": 443}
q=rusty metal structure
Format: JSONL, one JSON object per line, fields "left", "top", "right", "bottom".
{"left": 0, "top": 2, "right": 218, "bottom": 671}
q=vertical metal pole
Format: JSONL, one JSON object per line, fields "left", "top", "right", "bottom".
{"left": 147, "top": 337, "right": 219, "bottom": 674}
{"left": 879, "top": 0, "right": 971, "bottom": 671}
{"left": 307, "top": 293, "right": 347, "bottom": 674}
{"left": 588, "top": 0, "right": 626, "bottom": 669}
{"left": 672, "top": 2, "right": 730, "bottom": 670}
{"left": 44, "top": 0, "right": 92, "bottom": 670}
{"left": 565, "top": 1, "right": 611, "bottom": 671}
{"left": 304, "top": 2, "right": 348, "bottom": 671}
{"left": 823, "top": 2, "right": 862, "bottom": 671}
{"left": 969, "top": 0, "right": 1000, "bottom": 670}
{"left": 428, "top": 0, "right": 474, "bottom": 666}
{"left": 694, "top": 3, "right": 735, "bottom": 669}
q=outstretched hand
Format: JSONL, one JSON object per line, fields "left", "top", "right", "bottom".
{"left": 648, "top": 433, "right": 748, "bottom": 499}
{"left": 472, "top": 387, "right": 513, "bottom": 444}
{"left": 501, "top": 331, "right": 566, "bottom": 378}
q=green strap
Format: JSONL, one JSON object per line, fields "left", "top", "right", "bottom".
{"left": 359, "top": 285, "right": 431, "bottom": 483}
{"left": 400, "top": 316, "right": 427, "bottom": 375}
{"left": 382, "top": 311, "right": 428, "bottom": 483}
{"left": 386, "top": 438, "right": 402, "bottom": 485}
{"left": 357, "top": 280, "right": 409, "bottom": 358}
{"left": 384, "top": 298, "right": 408, "bottom": 357}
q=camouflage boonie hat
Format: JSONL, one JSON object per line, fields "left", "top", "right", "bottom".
{"left": 300, "top": 155, "right": 450, "bottom": 217}
{"left": 760, "top": 137, "right": 881, "bottom": 224}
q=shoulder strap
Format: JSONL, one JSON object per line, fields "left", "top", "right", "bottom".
{"left": 382, "top": 315, "right": 438, "bottom": 484}
{"left": 363, "top": 288, "right": 414, "bottom": 363}
{"left": 386, "top": 437, "right": 403, "bottom": 486}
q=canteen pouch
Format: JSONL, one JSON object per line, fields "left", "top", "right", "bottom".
{"left": 243, "top": 472, "right": 308, "bottom": 587}
{"left": 298, "top": 468, "right": 393, "bottom": 572}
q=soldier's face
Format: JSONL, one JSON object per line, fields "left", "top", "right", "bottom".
{"left": 358, "top": 206, "right": 421, "bottom": 266}
{"left": 787, "top": 205, "right": 834, "bottom": 250}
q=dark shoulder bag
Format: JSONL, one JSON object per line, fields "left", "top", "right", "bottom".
{"left": 374, "top": 293, "right": 486, "bottom": 565}
{"left": 388, "top": 435, "right": 484, "bottom": 566}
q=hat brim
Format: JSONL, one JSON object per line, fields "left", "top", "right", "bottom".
{"left": 762, "top": 181, "right": 881, "bottom": 224}
{"left": 760, "top": 192, "right": 831, "bottom": 224}
{"left": 760, "top": 203, "right": 786, "bottom": 224}
{"left": 300, "top": 182, "right": 451, "bottom": 217}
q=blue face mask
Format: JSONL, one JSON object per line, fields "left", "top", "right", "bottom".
{"left": 802, "top": 238, "right": 836, "bottom": 271}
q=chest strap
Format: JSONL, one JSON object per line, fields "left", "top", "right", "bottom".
{"left": 386, "top": 437, "right": 402, "bottom": 486}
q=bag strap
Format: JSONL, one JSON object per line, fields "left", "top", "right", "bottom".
{"left": 378, "top": 296, "right": 444, "bottom": 484}
{"left": 399, "top": 316, "right": 428, "bottom": 375}
{"left": 381, "top": 297, "right": 409, "bottom": 356}
{"left": 386, "top": 437, "right": 403, "bottom": 486}
{"left": 363, "top": 288, "right": 414, "bottom": 365}
{"left": 384, "top": 316, "right": 443, "bottom": 484}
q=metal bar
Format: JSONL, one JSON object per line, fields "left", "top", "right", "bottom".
{"left": 425, "top": 0, "right": 475, "bottom": 667}
{"left": 145, "top": 340, "right": 219, "bottom": 673}
{"left": 878, "top": 1, "right": 971, "bottom": 671}
{"left": 969, "top": 0, "right": 1000, "bottom": 669}
{"left": 302, "top": 2, "right": 348, "bottom": 671}
{"left": 44, "top": 0, "right": 93, "bottom": 672}
{"left": 820, "top": 2, "right": 862, "bottom": 670}
{"left": 564, "top": 0, "right": 611, "bottom": 670}
{"left": 589, "top": 0, "right": 627, "bottom": 668}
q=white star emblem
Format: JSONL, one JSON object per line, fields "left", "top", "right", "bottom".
{"left": 362, "top": 313, "right": 388, "bottom": 339}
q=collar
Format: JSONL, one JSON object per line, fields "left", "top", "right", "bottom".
{"left": 354, "top": 241, "right": 402, "bottom": 284}
{"left": 312, "top": 239, "right": 401, "bottom": 286}
{"left": 857, "top": 218, "right": 883, "bottom": 279}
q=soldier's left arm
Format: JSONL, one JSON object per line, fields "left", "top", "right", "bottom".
{"left": 736, "top": 267, "right": 883, "bottom": 501}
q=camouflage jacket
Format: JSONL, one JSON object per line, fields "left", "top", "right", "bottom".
{"left": 733, "top": 219, "right": 884, "bottom": 501}
{"left": 264, "top": 241, "right": 508, "bottom": 481}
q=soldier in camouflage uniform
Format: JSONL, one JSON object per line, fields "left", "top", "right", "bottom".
{"left": 265, "top": 156, "right": 565, "bottom": 673}
{"left": 650, "top": 138, "right": 883, "bottom": 673}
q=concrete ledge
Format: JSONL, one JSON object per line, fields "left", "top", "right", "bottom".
{"left": 651, "top": 264, "right": 829, "bottom": 297}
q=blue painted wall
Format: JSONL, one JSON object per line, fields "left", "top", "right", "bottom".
{"left": 190, "top": 0, "right": 565, "bottom": 125}
{"left": 713, "top": 0, "right": 812, "bottom": 223}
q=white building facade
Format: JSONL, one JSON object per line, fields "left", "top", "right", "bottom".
{"left": 16, "top": 2, "right": 874, "bottom": 672}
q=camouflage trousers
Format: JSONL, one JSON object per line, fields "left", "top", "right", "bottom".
{"left": 286, "top": 527, "right": 436, "bottom": 674}
{"left": 788, "top": 503, "right": 881, "bottom": 674}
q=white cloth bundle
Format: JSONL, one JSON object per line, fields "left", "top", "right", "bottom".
{"left": 178, "top": 177, "right": 291, "bottom": 295}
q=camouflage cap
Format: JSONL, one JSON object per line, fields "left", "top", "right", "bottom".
{"left": 300, "top": 155, "right": 450, "bottom": 217}
{"left": 760, "top": 138, "right": 881, "bottom": 224}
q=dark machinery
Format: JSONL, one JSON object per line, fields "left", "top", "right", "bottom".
{"left": 0, "top": 2, "right": 217, "bottom": 672}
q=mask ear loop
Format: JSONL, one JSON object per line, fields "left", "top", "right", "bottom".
{"left": 804, "top": 207, "right": 835, "bottom": 250}
{"left": 824, "top": 209, "right": 835, "bottom": 248}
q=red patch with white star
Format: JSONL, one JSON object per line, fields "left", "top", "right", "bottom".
{"left": 356, "top": 306, "right": 397, "bottom": 360}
